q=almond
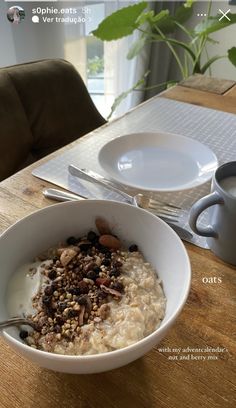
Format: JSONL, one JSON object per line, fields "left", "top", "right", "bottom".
{"left": 95, "top": 217, "right": 111, "bottom": 235}
{"left": 99, "top": 234, "right": 121, "bottom": 249}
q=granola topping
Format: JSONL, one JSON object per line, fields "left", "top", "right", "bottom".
{"left": 8, "top": 219, "right": 166, "bottom": 355}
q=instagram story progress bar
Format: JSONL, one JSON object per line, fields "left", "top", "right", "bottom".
{"left": 5, "top": 1, "right": 58, "bottom": 2}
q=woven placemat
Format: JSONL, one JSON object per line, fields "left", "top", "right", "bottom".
{"left": 33, "top": 97, "right": 236, "bottom": 249}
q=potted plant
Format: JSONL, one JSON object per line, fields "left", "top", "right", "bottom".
{"left": 92, "top": 0, "right": 236, "bottom": 117}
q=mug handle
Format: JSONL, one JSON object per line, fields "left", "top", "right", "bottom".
{"left": 189, "top": 192, "right": 224, "bottom": 238}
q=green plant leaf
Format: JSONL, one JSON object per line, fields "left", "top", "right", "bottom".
{"left": 134, "top": 9, "right": 170, "bottom": 30}
{"left": 136, "top": 10, "right": 154, "bottom": 25}
{"left": 206, "top": 37, "right": 219, "bottom": 45}
{"left": 160, "top": 37, "right": 196, "bottom": 60}
{"left": 201, "top": 55, "right": 225, "bottom": 73}
{"left": 228, "top": 47, "right": 236, "bottom": 67}
{"left": 194, "top": 14, "right": 236, "bottom": 36}
{"left": 184, "top": 0, "right": 195, "bottom": 7}
{"left": 92, "top": 2, "right": 147, "bottom": 41}
{"left": 153, "top": 2, "right": 194, "bottom": 34}
{"left": 108, "top": 76, "right": 179, "bottom": 118}
{"left": 143, "top": 79, "right": 177, "bottom": 92}
{"left": 108, "top": 72, "right": 149, "bottom": 119}
{"left": 174, "top": 21, "right": 194, "bottom": 39}
{"left": 175, "top": 3, "right": 193, "bottom": 23}
{"left": 127, "top": 36, "right": 147, "bottom": 60}
{"left": 152, "top": 15, "right": 175, "bottom": 34}
{"left": 150, "top": 10, "right": 169, "bottom": 23}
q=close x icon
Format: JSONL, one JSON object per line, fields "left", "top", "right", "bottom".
{"left": 218, "top": 9, "right": 231, "bottom": 21}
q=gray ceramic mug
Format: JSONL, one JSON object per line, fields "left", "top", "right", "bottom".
{"left": 189, "top": 161, "right": 236, "bottom": 265}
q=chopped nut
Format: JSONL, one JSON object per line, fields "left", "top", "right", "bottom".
{"left": 78, "top": 305, "right": 85, "bottom": 326}
{"left": 26, "top": 336, "right": 35, "bottom": 346}
{"left": 84, "top": 261, "right": 96, "bottom": 272}
{"left": 95, "top": 277, "right": 111, "bottom": 287}
{"left": 95, "top": 256, "right": 102, "bottom": 267}
{"left": 83, "top": 278, "right": 94, "bottom": 285}
{"left": 100, "top": 284, "right": 122, "bottom": 298}
{"left": 99, "top": 304, "right": 110, "bottom": 320}
{"left": 77, "top": 281, "right": 89, "bottom": 294}
{"left": 60, "top": 248, "right": 77, "bottom": 267}
{"left": 94, "top": 317, "right": 102, "bottom": 323}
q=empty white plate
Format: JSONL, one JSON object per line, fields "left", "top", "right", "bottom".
{"left": 98, "top": 132, "right": 218, "bottom": 192}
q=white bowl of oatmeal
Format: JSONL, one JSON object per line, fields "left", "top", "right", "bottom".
{"left": 0, "top": 200, "right": 191, "bottom": 374}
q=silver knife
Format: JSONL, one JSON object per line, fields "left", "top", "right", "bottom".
{"left": 43, "top": 188, "right": 193, "bottom": 242}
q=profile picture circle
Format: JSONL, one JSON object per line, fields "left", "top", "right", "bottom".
{"left": 7, "top": 6, "right": 25, "bottom": 24}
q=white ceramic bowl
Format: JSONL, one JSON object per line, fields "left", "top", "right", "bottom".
{"left": 0, "top": 200, "right": 191, "bottom": 374}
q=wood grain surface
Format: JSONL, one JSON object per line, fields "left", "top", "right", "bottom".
{"left": 0, "top": 77, "right": 235, "bottom": 408}
{"left": 180, "top": 74, "right": 236, "bottom": 94}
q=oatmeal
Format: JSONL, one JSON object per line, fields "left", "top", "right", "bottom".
{"left": 8, "top": 218, "right": 166, "bottom": 355}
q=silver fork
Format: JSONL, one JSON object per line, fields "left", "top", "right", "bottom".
{"left": 43, "top": 188, "right": 193, "bottom": 241}
{"left": 68, "top": 164, "right": 181, "bottom": 221}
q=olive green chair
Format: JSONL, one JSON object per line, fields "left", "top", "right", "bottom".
{"left": 0, "top": 59, "right": 106, "bottom": 181}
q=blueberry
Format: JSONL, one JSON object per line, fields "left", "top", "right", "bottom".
{"left": 114, "top": 261, "right": 123, "bottom": 268}
{"left": 87, "top": 270, "right": 97, "bottom": 280}
{"left": 42, "top": 295, "right": 51, "bottom": 307}
{"left": 79, "top": 243, "right": 92, "bottom": 252}
{"left": 55, "top": 316, "right": 64, "bottom": 326}
{"left": 87, "top": 231, "right": 98, "bottom": 243}
{"left": 102, "top": 259, "right": 111, "bottom": 267}
{"left": 68, "top": 288, "right": 77, "bottom": 295}
{"left": 67, "top": 309, "right": 78, "bottom": 318}
{"left": 58, "top": 302, "right": 67, "bottom": 312}
{"left": 54, "top": 325, "right": 61, "bottom": 333}
{"left": 100, "top": 246, "right": 110, "bottom": 254}
{"left": 19, "top": 330, "right": 28, "bottom": 340}
{"left": 47, "top": 307, "right": 55, "bottom": 317}
{"left": 44, "top": 285, "right": 54, "bottom": 296}
{"left": 70, "top": 281, "right": 89, "bottom": 295}
{"left": 66, "top": 236, "right": 78, "bottom": 245}
{"left": 95, "top": 243, "right": 109, "bottom": 254}
{"left": 95, "top": 242, "right": 102, "bottom": 250}
{"left": 129, "top": 244, "right": 138, "bottom": 252}
{"left": 76, "top": 295, "right": 88, "bottom": 305}
{"left": 72, "top": 288, "right": 82, "bottom": 296}
{"left": 48, "top": 269, "right": 57, "bottom": 280}
{"left": 93, "top": 266, "right": 101, "bottom": 274}
{"left": 97, "top": 289, "right": 107, "bottom": 299}
{"left": 111, "top": 282, "right": 124, "bottom": 292}
{"left": 109, "top": 268, "right": 120, "bottom": 278}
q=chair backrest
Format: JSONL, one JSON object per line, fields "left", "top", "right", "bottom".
{"left": 0, "top": 59, "right": 106, "bottom": 181}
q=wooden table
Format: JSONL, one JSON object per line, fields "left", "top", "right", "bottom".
{"left": 0, "top": 78, "right": 235, "bottom": 408}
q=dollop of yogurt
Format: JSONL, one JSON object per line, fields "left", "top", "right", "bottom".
{"left": 7, "top": 261, "right": 49, "bottom": 317}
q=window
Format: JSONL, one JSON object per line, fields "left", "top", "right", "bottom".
{"left": 64, "top": 2, "right": 114, "bottom": 118}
